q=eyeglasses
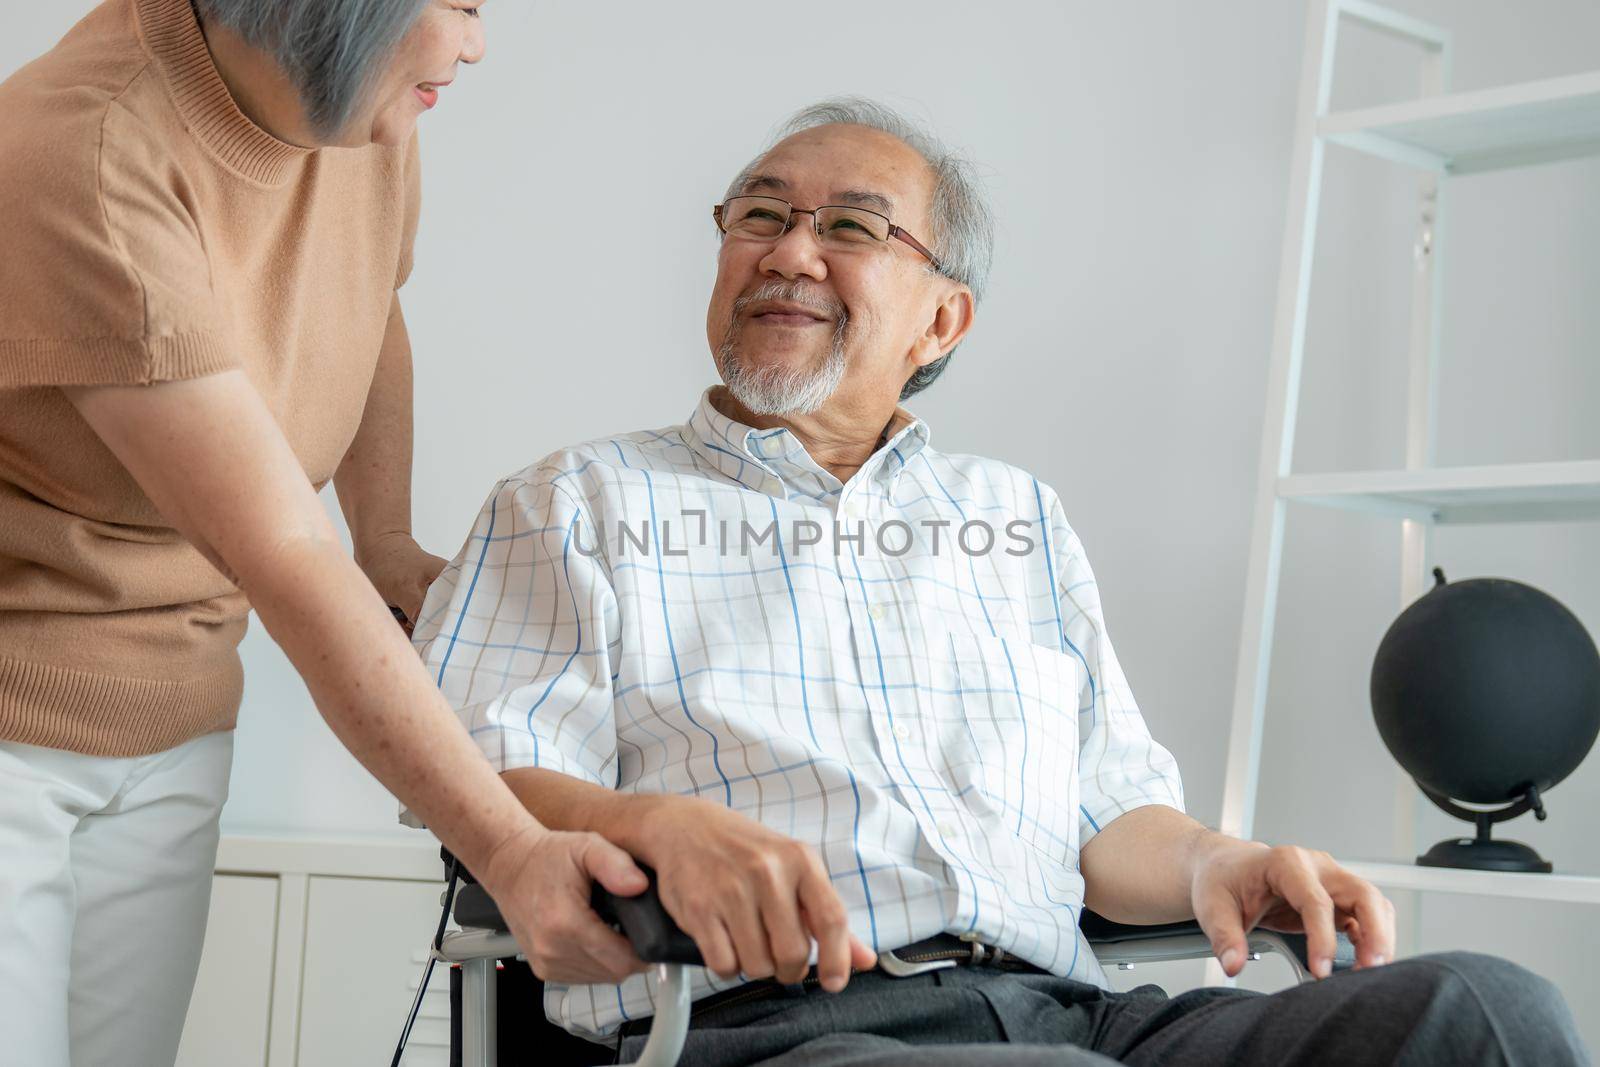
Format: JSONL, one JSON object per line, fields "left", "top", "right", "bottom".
{"left": 713, "top": 195, "right": 941, "bottom": 272}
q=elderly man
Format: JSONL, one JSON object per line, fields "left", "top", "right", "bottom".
{"left": 412, "top": 99, "right": 1584, "bottom": 1067}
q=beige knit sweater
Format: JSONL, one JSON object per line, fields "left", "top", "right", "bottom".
{"left": 0, "top": 0, "right": 420, "bottom": 756}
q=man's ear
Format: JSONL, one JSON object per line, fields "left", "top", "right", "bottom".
{"left": 910, "top": 283, "right": 976, "bottom": 368}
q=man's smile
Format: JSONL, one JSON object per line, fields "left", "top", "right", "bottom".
{"left": 746, "top": 299, "right": 831, "bottom": 326}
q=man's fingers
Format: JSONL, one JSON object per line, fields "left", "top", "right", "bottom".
{"left": 580, "top": 835, "right": 649, "bottom": 897}
{"left": 1272, "top": 855, "right": 1338, "bottom": 978}
{"left": 802, "top": 901, "right": 848, "bottom": 990}
{"left": 1193, "top": 887, "right": 1250, "bottom": 977}
{"left": 758, "top": 870, "right": 814, "bottom": 985}
{"left": 726, "top": 896, "right": 776, "bottom": 980}
{"left": 678, "top": 912, "right": 739, "bottom": 979}
{"left": 797, "top": 861, "right": 853, "bottom": 991}
{"left": 1330, "top": 875, "right": 1395, "bottom": 969}
{"left": 848, "top": 935, "right": 877, "bottom": 973}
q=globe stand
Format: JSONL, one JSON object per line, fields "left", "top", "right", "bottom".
{"left": 1416, "top": 783, "right": 1552, "bottom": 873}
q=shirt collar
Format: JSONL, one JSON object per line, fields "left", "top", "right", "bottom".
{"left": 683, "top": 386, "right": 931, "bottom": 498}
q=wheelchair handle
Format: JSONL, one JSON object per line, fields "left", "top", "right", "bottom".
{"left": 443, "top": 848, "right": 703, "bottom": 967}
{"left": 591, "top": 864, "right": 705, "bottom": 967}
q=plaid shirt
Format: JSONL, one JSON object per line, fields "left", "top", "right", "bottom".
{"left": 412, "top": 388, "right": 1184, "bottom": 1038}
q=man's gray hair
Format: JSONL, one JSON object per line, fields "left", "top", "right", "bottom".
{"left": 195, "top": 0, "right": 429, "bottom": 136}
{"left": 723, "top": 97, "right": 995, "bottom": 400}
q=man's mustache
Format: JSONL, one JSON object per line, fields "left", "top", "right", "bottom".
{"left": 730, "top": 281, "right": 846, "bottom": 324}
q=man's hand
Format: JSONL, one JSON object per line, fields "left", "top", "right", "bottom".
{"left": 479, "top": 826, "right": 654, "bottom": 984}
{"left": 356, "top": 531, "right": 447, "bottom": 633}
{"left": 1192, "top": 839, "right": 1396, "bottom": 979}
{"left": 630, "top": 795, "right": 877, "bottom": 991}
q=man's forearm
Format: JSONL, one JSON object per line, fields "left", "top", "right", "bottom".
{"left": 502, "top": 767, "right": 666, "bottom": 860}
{"left": 1079, "top": 805, "right": 1262, "bottom": 923}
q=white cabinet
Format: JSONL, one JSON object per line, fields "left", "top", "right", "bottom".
{"left": 297, "top": 877, "right": 453, "bottom": 1067}
{"left": 175, "top": 835, "right": 453, "bottom": 1067}
{"left": 176, "top": 875, "right": 278, "bottom": 1067}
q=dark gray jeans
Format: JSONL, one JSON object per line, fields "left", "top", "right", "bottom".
{"left": 615, "top": 952, "right": 1588, "bottom": 1067}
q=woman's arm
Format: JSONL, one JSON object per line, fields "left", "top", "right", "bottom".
{"left": 63, "top": 371, "right": 649, "bottom": 984}
{"left": 332, "top": 295, "right": 445, "bottom": 628}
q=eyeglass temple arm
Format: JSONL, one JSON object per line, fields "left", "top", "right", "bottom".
{"left": 890, "top": 226, "right": 941, "bottom": 271}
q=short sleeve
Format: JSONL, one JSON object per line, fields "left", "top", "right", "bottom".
{"left": 1041, "top": 492, "right": 1186, "bottom": 845}
{"left": 394, "top": 132, "right": 421, "bottom": 290}
{"left": 413, "top": 475, "right": 622, "bottom": 786}
{"left": 0, "top": 97, "right": 231, "bottom": 388}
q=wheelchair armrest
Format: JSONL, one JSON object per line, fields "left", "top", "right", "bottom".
{"left": 1079, "top": 908, "right": 1356, "bottom": 976}
{"left": 1079, "top": 909, "right": 1209, "bottom": 945}
{"left": 449, "top": 863, "right": 704, "bottom": 967}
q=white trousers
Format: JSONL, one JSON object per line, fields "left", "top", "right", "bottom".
{"left": 0, "top": 730, "right": 233, "bottom": 1067}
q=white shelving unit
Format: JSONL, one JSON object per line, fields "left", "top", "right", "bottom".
{"left": 1340, "top": 861, "right": 1600, "bottom": 907}
{"left": 1279, "top": 460, "right": 1600, "bottom": 524}
{"left": 1218, "top": 0, "right": 1600, "bottom": 954}
{"left": 1320, "top": 70, "right": 1600, "bottom": 174}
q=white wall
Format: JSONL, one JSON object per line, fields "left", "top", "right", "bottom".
{"left": 6, "top": 0, "right": 1597, "bottom": 1039}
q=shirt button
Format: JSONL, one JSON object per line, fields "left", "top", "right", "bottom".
{"left": 892, "top": 723, "right": 912, "bottom": 742}
{"left": 937, "top": 821, "right": 959, "bottom": 839}
{"left": 958, "top": 931, "right": 982, "bottom": 943}
{"left": 868, "top": 603, "right": 887, "bottom": 621}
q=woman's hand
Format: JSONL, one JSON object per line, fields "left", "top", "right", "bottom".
{"left": 479, "top": 825, "right": 652, "bottom": 984}
{"left": 357, "top": 531, "right": 447, "bottom": 632}
{"left": 335, "top": 296, "right": 442, "bottom": 633}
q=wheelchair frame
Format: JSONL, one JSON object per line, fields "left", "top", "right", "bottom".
{"left": 436, "top": 877, "right": 1351, "bottom": 1067}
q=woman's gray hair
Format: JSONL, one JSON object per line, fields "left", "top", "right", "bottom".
{"left": 724, "top": 97, "right": 995, "bottom": 400}
{"left": 195, "top": 0, "right": 429, "bottom": 137}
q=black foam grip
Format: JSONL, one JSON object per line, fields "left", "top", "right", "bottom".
{"left": 1078, "top": 909, "right": 1206, "bottom": 943}
{"left": 452, "top": 882, "right": 508, "bottom": 932}
{"left": 590, "top": 865, "right": 704, "bottom": 966}
{"left": 452, "top": 863, "right": 702, "bottom": 966}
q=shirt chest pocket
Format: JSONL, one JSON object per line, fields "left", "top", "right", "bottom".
{"left": 937, "top": 630, "right": 1083, "bottom": 860}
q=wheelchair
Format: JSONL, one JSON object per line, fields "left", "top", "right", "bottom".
{"left": 429, "top": 849, "right": 1355, "bottom": 1067}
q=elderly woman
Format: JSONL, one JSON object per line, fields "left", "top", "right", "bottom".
{"left": 0, "top": 2, "right": 647, "bottom": 1063}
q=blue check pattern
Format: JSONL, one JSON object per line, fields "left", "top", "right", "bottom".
{"left": 412, "top": 387, "right": 1184, "bottom": 1038}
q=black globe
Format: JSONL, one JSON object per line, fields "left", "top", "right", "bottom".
{"left": 1371, "top": 572, "right": 1600, "bottom": 806}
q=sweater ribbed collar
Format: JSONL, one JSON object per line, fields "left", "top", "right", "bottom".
{"left": 134, "top": 0, "right": 314, "bottom": 186}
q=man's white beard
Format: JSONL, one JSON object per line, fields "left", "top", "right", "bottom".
{"left": 718, "top": 336, "right": 848, "bottom": 416}
{"left": 716, "top": 280, "right": 850, "bottom": 416}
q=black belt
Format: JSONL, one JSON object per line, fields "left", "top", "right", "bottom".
{"left": 617, "top": 934, "right": 1045, "bottom": 1039}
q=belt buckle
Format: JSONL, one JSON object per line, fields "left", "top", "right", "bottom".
{"left": 876, "top": 948, "right": 959, "bottom": 978}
